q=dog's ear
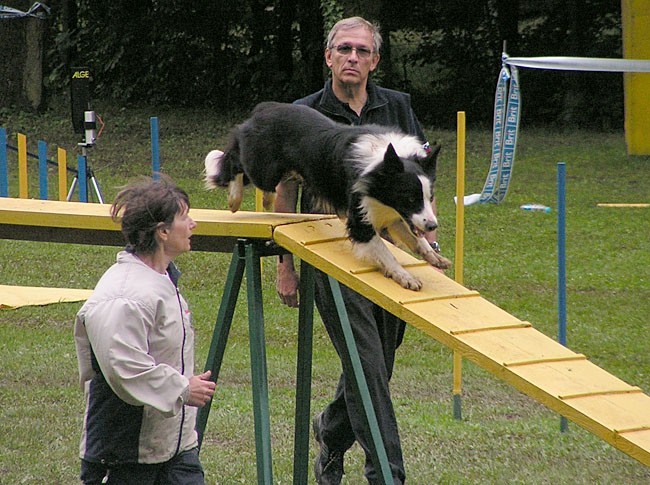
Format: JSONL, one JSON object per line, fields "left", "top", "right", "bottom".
{"left": 381, "top": 143, "right": 405, "bottom": 175}
{"left": 419, "top": 142, "right": 441, "bottom": 177}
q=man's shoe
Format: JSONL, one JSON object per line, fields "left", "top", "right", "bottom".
{"left": 313, "top": 412, "right": 344, "bottom": 485}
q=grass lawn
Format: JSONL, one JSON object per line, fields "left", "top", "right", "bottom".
{"left": 0, "top": 103, "right": 649, "bottom": 483}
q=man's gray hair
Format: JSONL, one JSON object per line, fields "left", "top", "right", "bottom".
{"left": 326, "top": 16, "right": 382, "bottom": 53}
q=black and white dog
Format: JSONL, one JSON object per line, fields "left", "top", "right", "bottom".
{"left": 204, "top": 102, "right": 451, "bottom": 290}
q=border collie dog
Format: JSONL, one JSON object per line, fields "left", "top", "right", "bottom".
{"left": 204, "top": 102, "right": 451, "bottom": 290}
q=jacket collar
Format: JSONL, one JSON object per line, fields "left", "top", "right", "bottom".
{"left": 119, "top": 250, "right": 181, "bottom": 286}
{"left": 317, "top": 79, "right": 388, "bottom": 122}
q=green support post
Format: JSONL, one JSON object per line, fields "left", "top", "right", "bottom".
{"left": 245, "top": 242, "right": 274, "bottom": 483}
{"left": 293, "top": 261, "right": 315, "bottom": 484}
{"left": 197, "top": 240, "right": 393, "bottom": 485}
{"left": 325, "top": 276, "right": 394, "bottom": 485}
{"left": 196, "top": 241, "right": 246, "bottom": 446}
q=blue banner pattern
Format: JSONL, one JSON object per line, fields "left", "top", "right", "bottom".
{"left": 479, "top": 64, "right": 520, "bottom": 204}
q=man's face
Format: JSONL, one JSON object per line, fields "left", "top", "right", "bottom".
{"left": 325, "top": 26, "right": 380, "bottom": 87}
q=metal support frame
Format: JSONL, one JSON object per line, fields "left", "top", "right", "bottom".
{"left": 196, "top": 238, "right": 393, "bottom": 484}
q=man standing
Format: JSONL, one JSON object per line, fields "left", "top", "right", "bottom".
{"left": 275, "top": 17, "right": 441, "bottom": 485}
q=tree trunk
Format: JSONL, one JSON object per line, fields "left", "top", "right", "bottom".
{"left": 561, "top": 0, "right": 588, "bottom": 125}
{"left": 0, "top": 1, "right": 46, "bottom": 111}
{"left": 276, "top": 0, "right": 296, "bottom": 82}
{"left": 298, "top": 0, "right": 325, "bottom": 92}
{"left": 495, "top": 0, "right": 519, "bottom": 54}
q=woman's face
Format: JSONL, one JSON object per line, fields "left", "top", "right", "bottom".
{"left": 162, "top": 202, "right": 196, "bottom": 258}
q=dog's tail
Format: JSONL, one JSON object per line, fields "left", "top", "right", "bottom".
{"left": 204, "top": 150, "right": 225, "bottom": 189}
{"left": 204, "top": 134, "right": 243, "bottom": 189}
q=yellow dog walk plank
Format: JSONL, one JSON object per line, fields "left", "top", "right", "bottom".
{"left": 1, "top": 198, "right": 649, "bottom": 466}
{"left": 273, "top": 218, "right": 650, "bottom": 467}
{"left": 0, "top": 198, "right": 335, "bottom": 251}
{"left": 0, "top": 284, "right": 94, "bottom": 309}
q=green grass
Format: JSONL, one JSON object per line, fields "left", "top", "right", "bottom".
{"left": 1, "top": 103, "right": 649, "bottom": 483}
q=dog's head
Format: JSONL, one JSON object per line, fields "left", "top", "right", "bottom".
{"left": 364, "top": 142, "right": 440, "bottom": 236}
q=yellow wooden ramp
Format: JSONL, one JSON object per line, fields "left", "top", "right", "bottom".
{"left": 1, "top": 198, "right": 649, "bottom": 466}
{"left": 273, "top": 217, "right": 650, "bottom": 467}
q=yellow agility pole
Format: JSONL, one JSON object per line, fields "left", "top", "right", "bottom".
{"left": 622, "top": 0, "right": 650, "bottom": 155}
{"left": 57, "top": 147, "right": 67, "bottom": 201}
{"left": 455, "top": 112, "right": 466, "bottom": 285}
{"left": 453, "top": 111, "right": 466, "bottom": 420}
{"left": 597, "top": 203, "right": 650, "bottom": 208}
{"left": 18, "top": 133, "right": 28, "bottom": 199}
{"left": 255, "top": 188, "right": 264, "bottom": 212}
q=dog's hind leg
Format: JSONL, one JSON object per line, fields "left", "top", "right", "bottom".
{"left": 353, "top": 236, "right": 423, "bottom": 291}
{"left": 262, "top": 191, "right": 276, "bottom": 210}
{"left": 228, "top": 173, "right": 245, "bottom": 212}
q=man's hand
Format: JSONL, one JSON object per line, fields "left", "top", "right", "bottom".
{"left": 187, "top": 370, "right": 216, "bottom": 407}
{"left": 277, "top": 257, "right": 300, "bottom": 308}
{"left": 274, "top": 179, "right": 301, "bottom": 308}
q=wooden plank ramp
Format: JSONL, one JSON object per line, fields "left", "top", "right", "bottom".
{"left": 273, "top": 217, "right": 650, "bottom": 467}
{"left": 1, "top": 198, "right": 649, "bottom": 467}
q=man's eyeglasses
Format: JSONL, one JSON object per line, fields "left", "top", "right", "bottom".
{"left": 331, "top": 44, "right": 374, "bottom": 59}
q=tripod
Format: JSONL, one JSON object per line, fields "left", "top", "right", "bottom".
{"left": 66, "top": 142, "right": 104, "bottom": 203}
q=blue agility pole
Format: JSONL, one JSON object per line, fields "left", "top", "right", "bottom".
{"left": 151, "top": 117, "right": 160, "bottom": 179}
{"left": 38, "top": 140, "right": 48, "bottom": 200}
{"left": 557, "top": 162, "right": 568, "bottom": 433}
{"left": 77, "top": 155, "right": 88, "bottom": 202}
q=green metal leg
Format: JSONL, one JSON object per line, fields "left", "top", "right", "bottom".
{"left": 245, "top": 242, "right": 274, "bottom": 484}
{"left": 293, "top": 261, "right": 315, "bottom": 485}
{"left": 326, "top": 276, "right": 394, "bottom": 485}
{"left": 196, "top": 240, "right": 274, "bottom": 484}
{"left": 197, "top": 241, "right": 246, "bottom": 447}
{"left": 197, "top": 242, "right": 391, "bottom": 484}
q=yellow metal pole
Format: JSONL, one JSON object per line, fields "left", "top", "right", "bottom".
{"left": 455, "top": 112, "right": 466, "bottom": 286}
{"left": 255, "top": 188, "right": 265, "bottom": 274}
{"left": 255, "top": 188, "right": 264, "bottom": 212}
{"left": 18, "top": 133, "right": 28, "bottom": 199}
{"left": 622, "top": 0, "right": 650, "bottom": 155}
{"left": 453, "top": 111, "right": 466, "bottom": 420}
{"left": 58, "top": 147, "right": 67, "bottom": 201}
{"left": 597, "top": 203, "right": 650, "bottom": 208}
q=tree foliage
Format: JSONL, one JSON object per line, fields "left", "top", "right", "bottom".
{"left": 42, "top": 0, "right": 623, "bottom": 127}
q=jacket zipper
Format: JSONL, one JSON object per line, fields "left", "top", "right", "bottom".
{"left": 174, "top": 286, "right": 187, "bottom": 456}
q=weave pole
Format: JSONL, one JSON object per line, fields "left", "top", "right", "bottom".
{"left": 18, "top": 133, "right": 28, "bottom": 198}
{"left": 0, "top": 128, "right": 7, "bottom": 197}
{"left": 557, "top": 162, "right": 569, "bottom": 433}
{"left": 38, "top": 140, "right": 48, "bottom": 200}
{"left": 453, "top": 111, "right": 466, "bottom": 420}
{"left": 151, "top": 117, "right": 160, "bottom": 179}
{"left": 77, "top": 155, "right": 88, "bottom": 202}
{"left": 57, "top": 147, "right": 68, "bottom": 201}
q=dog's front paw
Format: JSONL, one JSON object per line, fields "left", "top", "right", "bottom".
{"left": 424, "top": 250, "right": 452, "bottom": 270}
{"left": 387, "top": 267, "right": 423, "bottom": 291}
